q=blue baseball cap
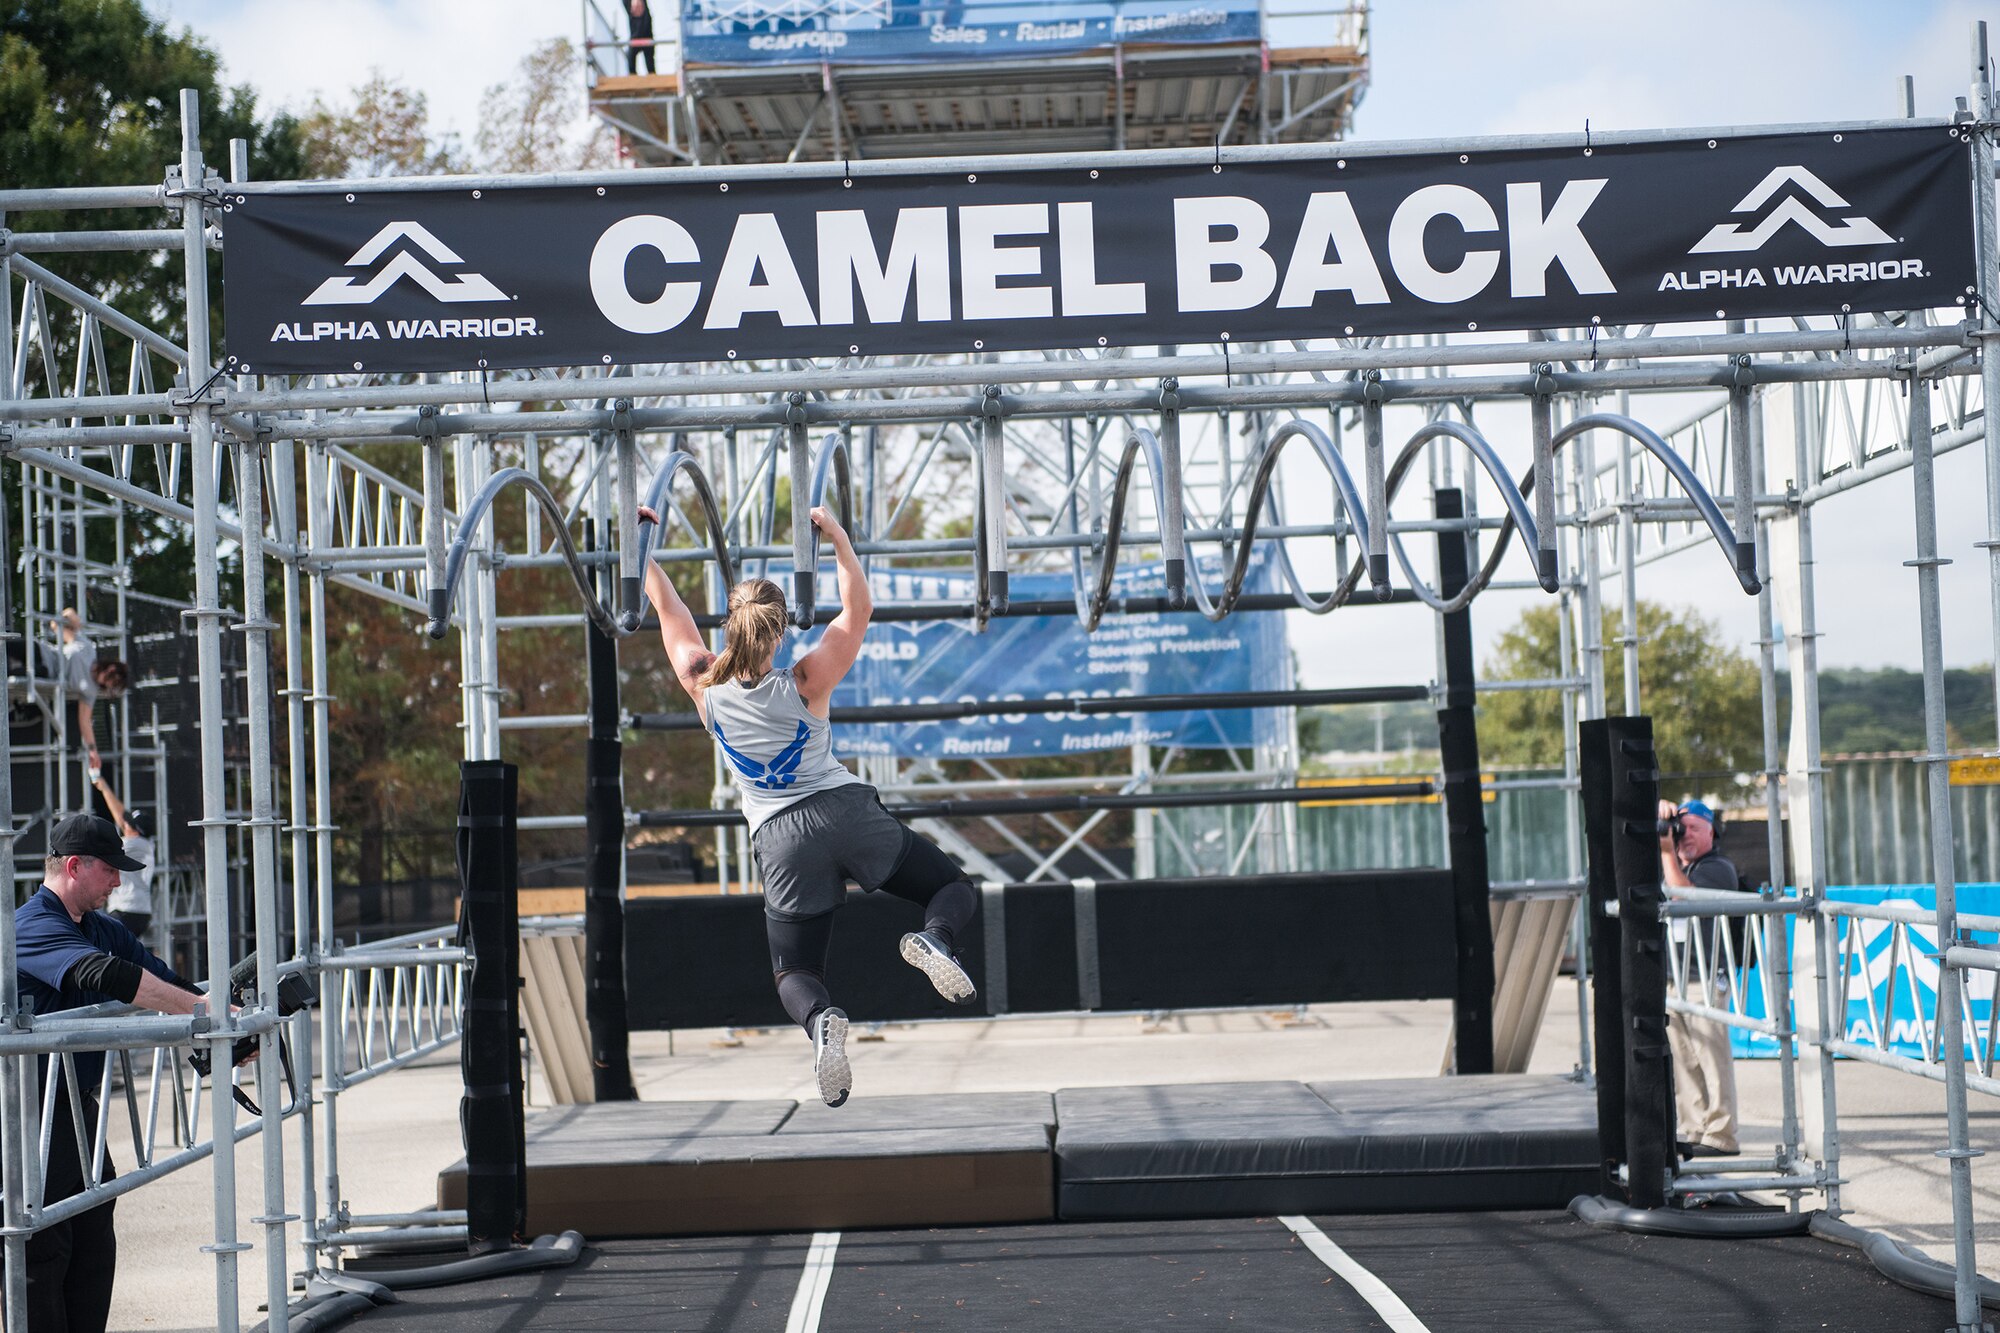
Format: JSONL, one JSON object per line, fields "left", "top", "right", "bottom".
{"left": 1678, "top": 799, "right": 1719, "bottom": 828}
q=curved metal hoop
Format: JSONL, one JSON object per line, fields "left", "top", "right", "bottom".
{"left": 941, "top": 420, "right": 994, "bottom": 633}
{"left": 1191, "top": 418, "right": 1375, "bottom": 620}
{"left": 1383, "top": 420, "right": 1549, "bottom": 615}
{"left": 632, "top": 445, "right": 739, "bottom": 630}
{"left": 1553, "top": 413, "right": 1760, "bottom": 595}
{"left": 427, "top": 467, "right": 620, "bottom": 641}
{"left": 1075, "top": 427, "right": 1175, "bottom": 631}
{"left": 790, "top": 431, "right": 857, "bottom": 629}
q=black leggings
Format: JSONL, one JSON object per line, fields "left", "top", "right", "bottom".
{"left": 766, "top": 830, "right": 977, "bottom": 1035}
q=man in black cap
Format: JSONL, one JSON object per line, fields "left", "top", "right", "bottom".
{"left": 9, "top": 812, "right": 201, "bottom": 1332}
{"left": 1658, "top": 797, "right": 1747, "bottom": 1159}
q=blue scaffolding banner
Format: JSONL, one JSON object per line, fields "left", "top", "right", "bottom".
{"left": 1729, "top": 885, "right": 2000, "bottom": 1060}
{"left": 769, "top": 547, "right": 1288, "bottom": 758}
{"left": 680, "top": 0, "right": 1263, "bottom": 65}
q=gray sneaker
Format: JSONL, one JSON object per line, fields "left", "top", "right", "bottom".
{"left": 900, "top": 931, "right": 977, "bottom": 1005}
{"left": 812, "top": 1007, "right": 850, "bottom": 1107}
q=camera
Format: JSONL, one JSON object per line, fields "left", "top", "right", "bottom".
{"left": 1656, "top": 815, "right": 1684, "bottom": 840}
{"left": 188, "top": 955, "right": 318, "bottom": 1103}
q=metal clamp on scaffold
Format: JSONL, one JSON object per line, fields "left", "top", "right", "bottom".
{"left": 1360, "top": 370, "right": 1392, "bottom": 599}
{"left": 612, "top": 398, "right": 643, "bottom": 633}
{"left": 979, "top": 385, "right": 1009, "bottom": 614}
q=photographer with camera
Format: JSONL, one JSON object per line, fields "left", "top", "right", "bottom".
{"left": 1658, "top": 797, "right": 1746, "bottom": 1159}
{"left": 9, "top": 813, "right": 206, "bottom": 1332}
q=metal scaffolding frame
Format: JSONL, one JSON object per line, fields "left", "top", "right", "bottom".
{"left": 0, "top": 20, "right": 1997, "bottom": 1330}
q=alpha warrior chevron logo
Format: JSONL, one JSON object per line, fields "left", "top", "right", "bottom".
{"left": 1688, "top": 166, "right": 1894, "bottom": 254}
{"left": 304, "top": 222, "right": 509, "bottom": 305}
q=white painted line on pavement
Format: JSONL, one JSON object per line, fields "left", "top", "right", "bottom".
{"left": 1280, "top": 1214, "right": 1433, "bottom": 1333}
{"left": 785, "top": 1230, "right": 842, "bottom": 1333}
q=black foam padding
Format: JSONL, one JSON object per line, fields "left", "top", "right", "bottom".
{"left": 625, "top": 890, "right": 992, "bottom": 1030}
{"left": 1055, "top": 1077, "right": 1599, "bottom": 1220}
{"left": 998, "top": 881, "right": 1081, "bottom": 1014}
{"left": 625, "top": 870, "right": 1454, "bottom": 1030}
{"left": 1091, "top": 870, "right": 1455, "bottom": 1010}
{"left": 1309, "top": 1074, "right": 1600, "bottom": 1168}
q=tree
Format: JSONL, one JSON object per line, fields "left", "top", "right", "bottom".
{"left": 1480, "top": 601, "right": 1762, "bottom": 791}
{"left": 475, "top": 39, "right": 614, "bottom": 173}
{"left": 298, "top": 41, "right": 613, "bottom": 181}
{"left": 296, "top": 71, "right": 466, "bottom": 178}
{"left": 2, "top": 0, "right": 305, "bottom": 604}
{"left": 1, "top": 0, "right": 306, "bottom": 335}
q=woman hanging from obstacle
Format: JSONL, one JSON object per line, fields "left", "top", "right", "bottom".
{"left": 638, "top": 503, "right": 979, "bottom": 1107}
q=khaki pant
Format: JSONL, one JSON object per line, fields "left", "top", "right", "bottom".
{"left": 1668, "top": 1009, "right": 1739, "bottom": 1153}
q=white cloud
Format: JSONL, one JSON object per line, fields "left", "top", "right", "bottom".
{"left": 148, "top": 0, "right": 580, "bottom": 142}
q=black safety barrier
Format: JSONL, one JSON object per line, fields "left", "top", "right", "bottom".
{"left": 585, "top": 541, "right": 636, "bottom": 1101}
{"left": 1434, "top": 488, "right": 1495, "bottom": 1074}
{"left": 456, "top": 760, "right": 526, "bottom": 1253}
{"left": 633, "top": 782, "right": 1431, "bottom": 829}
{"left": 1606, "top": 715, "right": 1674, "bottom": 1210}
{"left": 1578, "top": 716, "right": 1626, "bottom": 1199}
{"left": 623, "top": 870, "right": 1456, "bottom": 1031}
{"left": 630, "top": 684, "right": 1431, "bottom": 730}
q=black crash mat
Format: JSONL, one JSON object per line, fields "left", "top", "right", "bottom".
{"left": 1309, "top": 1074, "right": 1601, "bottom": 1168}
{"left": 778, "top": 1090, "right": 1055, "bottom": 1135}
{"left": 437, "top": 1095, "right": 1056, "bottom": 1236}
{"left": 1055, "top": 1076, "right": 1599, "bottom": 1219}
{"left": 1309, "top": 1210, "right": 1951, "bottom": 1333}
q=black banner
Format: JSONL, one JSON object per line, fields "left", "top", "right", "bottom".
{"left": 222, "top": 126, "right": 1976, "bottom": 375}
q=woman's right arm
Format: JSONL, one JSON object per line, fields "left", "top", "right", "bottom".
{"left": 639, "top": 506, "right": 714, "bottom": 705}
{"left": 794, "top": 506, "right": 872, "bottom": 702}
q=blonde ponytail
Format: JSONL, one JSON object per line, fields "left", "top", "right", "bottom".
{"left": 698, "top": 579, "right": 788, "bottom": 688}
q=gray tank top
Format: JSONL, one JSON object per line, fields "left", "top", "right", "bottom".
{"left": 702, "top": 667, "right": 862, "bottom": 833}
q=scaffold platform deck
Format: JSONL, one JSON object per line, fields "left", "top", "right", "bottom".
{"left": 590, "top": 40, "right": 1365, "bottom": 164}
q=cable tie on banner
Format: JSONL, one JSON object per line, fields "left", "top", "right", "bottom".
{"left": 481, "top": 368, "right": 492, "bottom": 413}
{"left": 1587, "top": 322, "right": 1599, "bottom": 372}
{"left": 1583, "top": 118, "right": 1591, "bottom": 154}
{"left": 1967, "top": 286, "right": 2000, "bottom": 328}
{"left": 173, "top": 360, "right": 231, "bottom": 408}
{"left": 1839, "top": 310, "right": 1851, "bottom": 355}
{"left": 1223, "top": 339, "right": 1232, "bottom": 388}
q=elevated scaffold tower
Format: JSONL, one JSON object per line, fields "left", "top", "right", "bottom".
{"left": 583, "top": 0, "right": 1368, "bottom": 163}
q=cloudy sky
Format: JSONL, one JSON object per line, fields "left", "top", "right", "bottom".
{"left": 142, "top": 0, "right": 2000, "bottom": 690}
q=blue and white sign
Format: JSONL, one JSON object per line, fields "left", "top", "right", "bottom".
{"left": 1730, "top": 885, "right": 2000, "bottom": 1060}
{"left": 771, "top": 547, "right": 1288, "bottom": 758}
{"left": 681, "top": 0, "right": 1263, "bottom": 66}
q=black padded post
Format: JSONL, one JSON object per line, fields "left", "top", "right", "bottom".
{"left": 1578, "top": 716, "right": 1626, "bottom": 1199}
{"left": 1435, "top": 488, "right": 1494, "bottom": 1075}
{"left": 457, "top": 760, "right": 524, "bottom": 1253}
{"left": 1606, "top": 714, "right": 1673, "bottom": 1209}
{"left": 586, "top": 554, "right": 636, "bottom": 1101}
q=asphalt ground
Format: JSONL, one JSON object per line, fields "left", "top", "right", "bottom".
{"left": 328, "top": 1212, "right": 1952, "bottom": 1333}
